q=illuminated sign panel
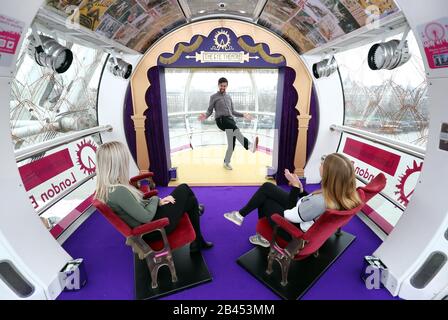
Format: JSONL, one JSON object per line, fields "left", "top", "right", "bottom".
{"left": 17, "top": 138, "right": 98, "bottom": 211}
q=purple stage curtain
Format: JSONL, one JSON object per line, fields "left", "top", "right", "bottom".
{"left": 276, "top": 67, "right": 298, "bottom": 185}
{"left": 276, "top": 67, "right": 318, "bottom": 185}
{"left": 144, "top": 67, "right": 169, "bottom": 186}
{"left": 124, "top": 85, "right": 137, "bottom": 164}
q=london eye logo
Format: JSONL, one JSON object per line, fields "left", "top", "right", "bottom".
{"left": 211, "top": 29, "right": 234, "bottom": 51}
{"left": 395, "top": 160, "right": 423, "bottom": 206}
{"left": 75, "top": 139, "right": 97, "bottom": 175}
{"left": 424, "top": 22, "right": 445, "bottom": 42}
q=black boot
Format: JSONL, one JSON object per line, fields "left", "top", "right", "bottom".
{"left": 198, "top": 204, "right": 205, "bottom": 216}
{"left": 190, "top": 238, "right": 214, "bottom": 253}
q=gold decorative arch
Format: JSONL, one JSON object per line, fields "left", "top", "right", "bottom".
{"left": 130, "top": 19, "right": 313, "bottom": 177}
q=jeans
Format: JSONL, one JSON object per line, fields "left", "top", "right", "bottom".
{"left": 216, "top": 116, "right": 249, "bottom": 164}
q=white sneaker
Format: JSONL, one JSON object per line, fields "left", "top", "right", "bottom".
{"left": 224, "top": 211, "right": 244, "bottom": 226}
{"left": 223, "top": 162, "right": 233, "bottom": 170}
{"left": 250, "top": 136, "right": 259, "bottom": 153}
{"left": 249, "top": 234, "right": 270, "bottom": 247}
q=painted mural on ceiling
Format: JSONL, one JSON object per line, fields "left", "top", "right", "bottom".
{"left": 45, "top": 0, "right": 186, "bottom": 53}
{"left": 45, "top": 0, "right": 399, "bottom": 55}
{"left": 258, "top": 0, "right": 400, "bottom": 53}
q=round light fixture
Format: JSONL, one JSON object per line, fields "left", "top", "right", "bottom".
{"left": 312, "top": 57, "right": 338, "bottom": 79}
{"left": 27, "top": 34, "right": 73, "bottom": 73}
{"left": 368, "top": 39, "right": 411, "bottom": 70}
{"left": 108, "top": 57, "right": 132, "bottom": 79}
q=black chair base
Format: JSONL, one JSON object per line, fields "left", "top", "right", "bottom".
{"left": 134, "top": 246, "right": 212, "bottom": 300}
{"left": 237, "top": 231, "right": 356, "bottom": 300}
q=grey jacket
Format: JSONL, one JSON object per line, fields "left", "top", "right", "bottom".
{"left": 205, "top": 92, "right": 244, "bottom": 119}
{"left": 283, "top": 193, "right": 326, "bottom": 232}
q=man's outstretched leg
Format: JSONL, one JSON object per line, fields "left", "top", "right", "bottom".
{"left": 233, "top": 128, "right": 258, "bottom": 153}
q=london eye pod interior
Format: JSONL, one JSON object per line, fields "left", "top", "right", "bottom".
{"left": 0, "top": 0, "right": 447, "bottom": 301}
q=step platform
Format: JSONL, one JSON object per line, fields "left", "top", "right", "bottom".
{"left": 237, "top": 231, "right": 356, "bottom": 300}
{"left": 134, "top": 246, "right": 212, "bottom": 300}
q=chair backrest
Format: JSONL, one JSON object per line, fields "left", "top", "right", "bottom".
{"left": 92, "top": 199, "right": 133, "bottom": 238}
{"left": 357, "top": 173, "right": 387, "bottom": 203}
{"left": 297, "top": 189, "right": 366, "bottom": 258}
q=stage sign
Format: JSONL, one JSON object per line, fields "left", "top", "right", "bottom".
{"left": 158, "top": 28, "right": 286, "bottom": 68}
{"left": 187, "top": 51, "right": 251, "bottom": 64}
{"left": 18, "top": 137, "right": 98, "bottom": 211}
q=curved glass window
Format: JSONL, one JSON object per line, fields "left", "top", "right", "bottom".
{"left": 335, "top": 31, "right": 428, "bottom": 234}
{"left": 336, "top": 31, "right": 429, "bottom": 148}
{"left": 164, "top": 68, "right": 278, "bottom": 153}
{"left": 10, "top": 24, "right": 107, "bottom": 237}
{"left": 11, "top": 28, "right": 107, "bottom": 150}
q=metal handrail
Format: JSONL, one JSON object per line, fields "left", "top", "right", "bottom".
{"left": 169, "top": 130, "right": 275, "bottom": 141}
{"left": 15, "top": 125, "right": 112, "bottom": 162}
{"left": 330, "top": 124, "right": 425, "bottom": 159}
{"left": 167, "top": 111, "right": 276, "bottom": 116}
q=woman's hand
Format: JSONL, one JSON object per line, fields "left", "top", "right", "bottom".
{"left": 159, "top": 195, "right": 176, "bottom": 206}
{"left": 284, "top": 169, "right": 303, "bottom": 190}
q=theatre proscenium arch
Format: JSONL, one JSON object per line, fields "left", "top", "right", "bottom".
{"left": 130, "top": 19, "right": 313, "bottom": 177}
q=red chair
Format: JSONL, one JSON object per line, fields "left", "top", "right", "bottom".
{"left": 358, "top": 173, "right": 386, "bottom": 203}
{"left": 92, "top": 176, "right": 196, "bottom": 289}
{"left": 130, "top": 172, "right": 158, "bottom": 198}
{"left": 255, "top": 174, "right": 387, "bottom": 287}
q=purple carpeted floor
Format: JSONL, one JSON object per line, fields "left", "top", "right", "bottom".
{"left": 58, "top": 185, "right": 396, "bottom": 300}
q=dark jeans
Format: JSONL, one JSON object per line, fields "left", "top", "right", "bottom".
{"left": 143, "top": 183, "right": 204, "bottom": 243}
{"left": 239, "top": 182, "right": 308, "bottom": 241}
{"left": 216, "top": 116, "right": 249, "bottom": 163}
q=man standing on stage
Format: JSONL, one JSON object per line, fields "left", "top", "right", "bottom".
{"left": 198, "top": 77, "right": 258, "bottom": 170}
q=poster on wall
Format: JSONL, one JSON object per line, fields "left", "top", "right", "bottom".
{"left": 337, "top": 133, "right": 423, "bottom": 233}
{"left": 18, "top": 137, "right": 98, "bottom": 211}
{"left": 338, "top": 133, "right": 423, "bottom": 207}
{"left": 418, "top": 17, "right": 448, "bottom": 69}
{"left": 0, "top": 14, "right": 25, "bottom": 67}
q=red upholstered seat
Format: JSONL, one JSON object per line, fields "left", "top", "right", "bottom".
{"left": 148, "top": 213, "right": 196, "bottom": 251}
{"left": 91, "top": 173, "right": 196, "bottom": 289}
{"left": 92, "top": 199, "right": 196, "bottom": 251}
{"left": 358, "top": 173, "right": 386, "bottom": 203}
{"left": 256, "top": 190, "right": 366, "bottom": 261}
{"left": 254, "top": 173, "right": 387, "bottom": 286}
{"left": 129, "top": 172, "right": 158, "bottom": 196}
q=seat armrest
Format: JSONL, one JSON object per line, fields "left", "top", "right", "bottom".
{"left": 271, "top": 214, "right": 304, "bottom": 239}
{"left": 132, "top": 217, "right": 169, "bottom": 236}
{"left": 129, "top": 173, "right": 155, "bottom": 188}
{"left": 143, "top": 190, "right": 159, "bottom": 199}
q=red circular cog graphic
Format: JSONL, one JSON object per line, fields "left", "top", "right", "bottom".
{"left": 395, "top": 160, "right": 423, "bottom": 206}
{"left": 76, "top": 139, "right": 97, "bottom": 175}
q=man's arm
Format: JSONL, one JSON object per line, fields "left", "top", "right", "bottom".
{"left": 204, "top": 95, "right": 215, "bottom": 119}
{"left": 230, "top": 97, "right": 244, "bottom": 117}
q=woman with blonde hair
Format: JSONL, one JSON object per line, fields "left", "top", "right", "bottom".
{"left": 224, "top": 153, "right": 362, "bottom": 247}
{"left": 95, "top": 141, "right": 213, "bottom": 252}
